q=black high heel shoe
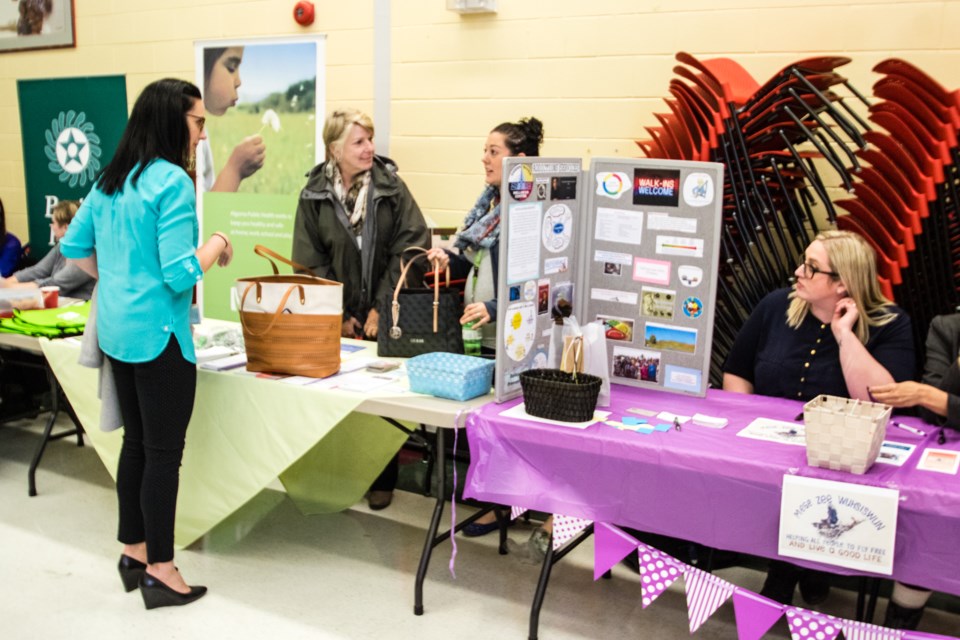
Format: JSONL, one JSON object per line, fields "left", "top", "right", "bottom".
{"left": 118, "top": 555, "right": 147, "bottom": 593}
{"left": 139, "top": 573, "right": 207, "bottom": 610}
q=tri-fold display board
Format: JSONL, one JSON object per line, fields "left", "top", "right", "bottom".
{"left": 494, "top": 157, "right": 725, "bottom": 402}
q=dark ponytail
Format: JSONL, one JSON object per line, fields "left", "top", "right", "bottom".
{"left": 492, "top": 117, "right": 544, "bottom": 157}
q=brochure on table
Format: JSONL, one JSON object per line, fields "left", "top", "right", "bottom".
{"left": 494, "top": 157, "right": 724, "bottom": 402}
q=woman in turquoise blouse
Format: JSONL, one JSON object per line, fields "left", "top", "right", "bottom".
{"left": 61, "top": 78, "right": 233, "bottom": 610}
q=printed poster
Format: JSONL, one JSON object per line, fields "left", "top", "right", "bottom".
{"left": 779, "top": 475, "right": 898, "bottom": 575}
{"left": 196, "top": 36, "right": 326, "bottom": 320}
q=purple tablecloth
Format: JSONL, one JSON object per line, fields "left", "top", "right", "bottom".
{"left": 464, "top": 386, "right": 960, "bottom": 596}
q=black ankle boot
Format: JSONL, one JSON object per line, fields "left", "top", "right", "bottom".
{"left": 883, "top": 601, "right": 924, "bottom": 630}
{"left": 798, "top": 570, "right": 831, "bottom": 606}
{"left": 139, "top": 573, "right": 207, "bottom": 610}
{"left": 118, "top": 555, "right": 147, "bottom": 593}
{"left": 760, "top": 560, "right": 802, "bottom": 605}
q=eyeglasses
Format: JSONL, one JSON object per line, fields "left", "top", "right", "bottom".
{"left": 797, "top": 256, "right": 838, "bottom": 279}
{"left": 186, "top": 113, "right": 206, "bottom": 132}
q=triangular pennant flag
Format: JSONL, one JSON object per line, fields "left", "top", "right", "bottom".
{"left": 636, "top": 542, "right": 683, "bottom": 609}
{"left": 732, "top": 588, "right": 786, "bottom": 640}
{"left": 842, "top": 619, "right": 906, "bottom": 640}
{"left": 683, "top": 565, "right": 735, "bottom": 633}
{"left": 902, "top": 633, "right": 960, "bottom": 640}
{"left": 593, "top": 523, "right": 640, "bottom": 580}
{"left": 551, "top": 514, "right": 592, "bottom": 550}
{"left": 785, "top": 608, "right": 842, "bottom": 640}
{"left": 510, "top": 506, "right": 527, "bottom": 521}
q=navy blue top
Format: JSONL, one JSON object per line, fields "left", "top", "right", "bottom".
{"left": 723, "top": 288, "right": 916, "bottom": 401}
{"left": 0, "top": 232, "right": 21, "bottom": 278}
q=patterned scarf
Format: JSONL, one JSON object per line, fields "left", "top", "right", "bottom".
{"left": 455, "top": 184, "right": 501, "bottom": 251}
{"left": 326, "top": 162, "right": 371, "bottom": 235}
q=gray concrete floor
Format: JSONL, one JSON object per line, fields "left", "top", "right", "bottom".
{"left": 2, "top": 414, "right": 958, "bottom": 639}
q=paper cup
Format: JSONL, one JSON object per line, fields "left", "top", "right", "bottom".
{"left": 40, "top": 286, "right": 59, "bottom": 309}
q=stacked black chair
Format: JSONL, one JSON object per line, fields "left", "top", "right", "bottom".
{"left": 638, "top": 52, "right": 872, "bottom": 386}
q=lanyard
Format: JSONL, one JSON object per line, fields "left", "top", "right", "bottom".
{"left": 470, "top": 249, "right": 485, "bottom": 302}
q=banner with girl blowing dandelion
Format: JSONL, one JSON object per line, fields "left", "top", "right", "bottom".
{"left": 194, "top": 36, "right": 326, "bottom": 320}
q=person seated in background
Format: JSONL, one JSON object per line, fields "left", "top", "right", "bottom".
{"left": 0, "top": 197, "right": 23, "bottom": 278}
{"left": 723, "top": 230, "right": 915, "bottom": 606}
{"left": 292, "top": 108, "right": 428, "bottom": 510}
{"left": 868, "top": 312, "right": 960, "bottom": 630}
{"left": 427, "top": 116, "right": 545, "bottom": 543}
{"left": 1, "top": 200, "right": 96, "bottom": 301}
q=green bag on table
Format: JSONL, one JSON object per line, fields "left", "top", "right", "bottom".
{"left": 0, "top": 302, "right": 90, "bottom": 338}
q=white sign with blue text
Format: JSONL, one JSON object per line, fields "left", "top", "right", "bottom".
{"left": 779, "top": 475, "right": 899, "bottom": 575}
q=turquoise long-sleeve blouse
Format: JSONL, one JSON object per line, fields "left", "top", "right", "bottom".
{"left": 61, "top": 160, "right": 203, "bottom": 364}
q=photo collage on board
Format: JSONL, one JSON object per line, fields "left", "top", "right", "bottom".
{"left": 494, "top": 157, "right": 722, "bottom": 401}
{"left": 587, "top": 163, "right": 718, "bottom": 395}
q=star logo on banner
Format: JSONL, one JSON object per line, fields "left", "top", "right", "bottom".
{"left": 44, "top": 110, "right": 102, "bottom": 188}
{"left": 57, "top": 128, "right": 88, "bottom": 173}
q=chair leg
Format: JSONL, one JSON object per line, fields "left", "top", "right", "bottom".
{"left": 865, "top": 578, "right": 881, "bottom": 623}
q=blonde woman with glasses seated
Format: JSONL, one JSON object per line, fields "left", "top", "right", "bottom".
{"left": 723, "top": 229, "right": 916, "bottom": 607}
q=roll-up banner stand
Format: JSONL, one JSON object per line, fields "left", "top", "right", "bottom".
{"left": 494, "top": 157, "right": 724, "bottom": 402}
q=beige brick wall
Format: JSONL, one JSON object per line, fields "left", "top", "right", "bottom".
{"left": 2, "top": 0, "right": 959, "bottom": 233}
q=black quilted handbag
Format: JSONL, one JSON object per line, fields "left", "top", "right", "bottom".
{"left": 377, "top": 248, "right": 464, "bottom": 358}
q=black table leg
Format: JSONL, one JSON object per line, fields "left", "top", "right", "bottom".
{"left": 528, "top": 525, "right": 595, "bottom": 640}
{"left": 28, "top": 365, "right": 80, "bottom": 496}
{"left": 415, "top": 427, "right": 447, "bottom": 615}
{"left": 529, "top": 535, "right": 556, "bottom": 640}
{"left": 411, "top": 425, "right": 503, "bottom": 616}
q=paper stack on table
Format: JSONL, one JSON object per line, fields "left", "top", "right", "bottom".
{"left": 692, "top": 413, "right": 728, "bottom": 428}
{"left": 199, "top": 352, "right": 247, "bottom": 371}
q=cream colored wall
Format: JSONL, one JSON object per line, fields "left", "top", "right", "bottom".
{"left": 2, "top": 0, "right": 959, "bottom": 235}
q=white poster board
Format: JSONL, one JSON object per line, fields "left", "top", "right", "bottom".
{"left": 779, "top": 475, "right": 899, "bottom": 575}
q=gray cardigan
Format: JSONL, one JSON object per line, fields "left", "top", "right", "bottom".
{"left": 77, "top": 285, "right": 122, "bottom": 432}
{"left": 14, "top": 243, "right": 96, "bottom": 300}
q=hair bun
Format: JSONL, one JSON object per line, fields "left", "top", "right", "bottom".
{"left": 520, "top": 117, "right": 544, "bottom": 146}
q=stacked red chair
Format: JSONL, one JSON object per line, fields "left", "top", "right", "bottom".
{"left": 855, "top": 58, "right": 960, "bottom": 354}
{"left": 639, "top": 52, "right": 873, "bottom": 385}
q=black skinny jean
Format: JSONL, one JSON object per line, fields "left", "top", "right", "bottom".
{"left": 109, "top": 337, "right": 196, "bottom": 564}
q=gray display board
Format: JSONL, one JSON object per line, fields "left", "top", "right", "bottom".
{"left": 493, "top": 157, "right": 725, "bottom": 402}
{"left": 494, "top": 157, "right": 584, "bottom": 402}
{"left": 581, "top": 158, "right": 724, "bottom": 397}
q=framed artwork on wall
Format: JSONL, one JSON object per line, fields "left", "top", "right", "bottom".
{"left": 0, "top": 1, "right": 75, "bottom": 53}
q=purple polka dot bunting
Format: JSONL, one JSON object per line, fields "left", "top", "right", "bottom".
{"left": 551, "top": 515, "right": 592, "bottom": 550}
{"left": 637, "top": 542, "right": 683, "bottom": 609}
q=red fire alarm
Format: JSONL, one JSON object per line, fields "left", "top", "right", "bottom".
{"left": 293, "top": 1, "right": 315, "bottom": 26}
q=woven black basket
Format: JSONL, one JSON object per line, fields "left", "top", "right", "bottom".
{"left": 519, "top": 368, "right": 602, "bottom": 423}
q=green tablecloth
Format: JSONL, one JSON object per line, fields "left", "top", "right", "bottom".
{"left": 41, "top": 339, "right": 409, "bottom": 548}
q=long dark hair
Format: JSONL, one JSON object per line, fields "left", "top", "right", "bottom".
{"left": 96, "top": 78, "right": 201, "bottom": 195}
{"left": 492, "top": 117, "right": 544, "bottom": 157}
{"left": 0, "top": 197, "right": 6, "bottom": 239}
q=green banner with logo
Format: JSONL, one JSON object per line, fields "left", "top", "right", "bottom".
{"left": 17, "top": 75, "right": 128, "bottom": 260}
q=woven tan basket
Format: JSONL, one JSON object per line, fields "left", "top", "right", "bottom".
{"left": 803, "top": 395, "right": 891, "bottom": 475}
